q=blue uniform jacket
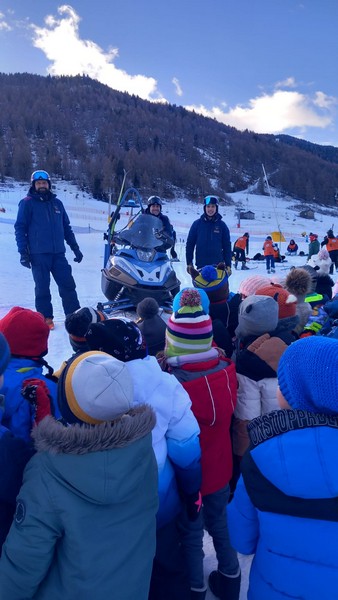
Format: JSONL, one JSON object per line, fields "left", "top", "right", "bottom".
{"left": 186, "top": 213, "right": 231, "bottom": 268}
{"left": 15, "top": 188, "right": 80, "bottom": 255}
{"left": 228, "top": 411, "right": 338, "bottom": 599}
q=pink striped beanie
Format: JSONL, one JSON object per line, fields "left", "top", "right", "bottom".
{"left": 165, "top": 289, "right": 213, "bottom": 357}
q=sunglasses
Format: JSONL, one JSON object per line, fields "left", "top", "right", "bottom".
{"left": 32, "top": 170, "right": 49, "bottom": 181}
{"left": 205, "top": 196, "right": 218, "bottom": 205}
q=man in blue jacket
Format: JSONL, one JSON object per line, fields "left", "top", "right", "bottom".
{"left": 15, "top": 170, "right": 83, "bottom": 329}
{"left": 186, "top": 196, "right": 232, "bottom": 274}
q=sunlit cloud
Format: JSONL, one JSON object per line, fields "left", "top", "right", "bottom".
{"left": 30, "top": 4, "right": 164, "bottom": 101}
{"left": 275, "top": 77, "right": 297, "bottom": 89}
{"left": 185, "top": 89, "right": 336, "bottom": 134}
{"left": 0, "top": 12, "right": 12, "bottom": 31}
{"left": 172, "top": 77, "right": 183, "bottom": 97}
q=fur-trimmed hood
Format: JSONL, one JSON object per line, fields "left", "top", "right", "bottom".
{"left": 32, "top": 405, "right": 155, "bottom": 454}
{"left": 28, "top": 406, "right": 156, "bottom": 507}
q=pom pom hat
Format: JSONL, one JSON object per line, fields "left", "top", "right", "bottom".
{"left": 0, "top": 306, "right": 49, "bottom": 358}
{"left": 65, "top": 307, "right": 106, "bottom": 352}
{"left": 85, "top": 318, "right": 147, "bottom": 362}
{"left": 192, "top": 265, "right": 229, "bottom": 302}
{"left": 278, "top": 337, "right": 338, "bottom": 415}
{"left": 255, "top": 283, "right": 297, "bottom": 319}
{"left": 58, "top": 351, "right": 134, "bottom": 425}
{"left": 165, "top": 289, "right": 213, "bottom": 357}
{"left": 0, "top": 333, "right": 10, "bottom": 376}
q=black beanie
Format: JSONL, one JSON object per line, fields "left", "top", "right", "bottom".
{"left": 85, "top": 318, "right": 147, "bottom": 362}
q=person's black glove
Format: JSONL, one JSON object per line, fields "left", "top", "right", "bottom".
{"left": 170, "top": 247, "right": 178, "bottom": 259}
{"left": 187, "top": 264, "right": 194, "bottom": 275}
{"left": 73, "top": 249, "right": 83, "bottom": 263}
{"left": 185, "top": 491, "right": 202, "bottom": 522}
{"left": 20, "top": 254, "right": 31, "bottom": 269}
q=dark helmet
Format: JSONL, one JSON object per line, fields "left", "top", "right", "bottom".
{"left": 31, "top": 170, "right": 51, "bottom": 189}
{"left": 244, "top": 232, "right": 249, "bottom": 237}
{"left": 327, "top": 229, "right": 334, "bottom": 238}
{"left": 266, "top": 235, "right": 272, "bottom": 240}
{"left": 204, "top": 195, "right": 219, "bottom": 206}
{"left": 290, "top": 239, "right": 295, "bottom": 244}
{"left": 147, "top": 195, "right": 162, "bottom": 207}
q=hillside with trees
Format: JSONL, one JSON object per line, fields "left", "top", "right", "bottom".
{"left": 1, "top": 72, "right": 338, "bottom": 205}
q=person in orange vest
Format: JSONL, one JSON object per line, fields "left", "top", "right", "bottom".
{"left": 233, "top": 233, "right": 249, "bottom": 270}
{"left": 263, "top": 236, "right": 275, "bottom": 274}
{"left": 286, "top": 239, "right": 298, "bottom": 255}
{"left": 325, "top": 229, "right": 338, "bottom": 273}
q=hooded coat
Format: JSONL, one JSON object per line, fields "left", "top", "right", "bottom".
{"left": 0, "top": 409, "right": 158, "bottom": 600}
{"left": 228, "top": 410, "right": 338, "bottom": 600}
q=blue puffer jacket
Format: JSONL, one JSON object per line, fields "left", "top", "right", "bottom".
{"left": 1, "top": 358, "right": 58, "bottom": 442}
{"left": 186, "top": 213, "right": 231, "bottom": 268}
{"left": 15, "top": 188, "right": 80, "bottom": 255}
{"left": 228, "top": 410, "right": 338, "bottom": 599}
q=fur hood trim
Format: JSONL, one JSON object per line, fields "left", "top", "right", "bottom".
{"left": 32, "top": 405, "right": 156, "bottom": 455}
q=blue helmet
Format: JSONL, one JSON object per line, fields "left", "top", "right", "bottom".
{"left": 31, "top": 170, "right": 51, "bottom": 189}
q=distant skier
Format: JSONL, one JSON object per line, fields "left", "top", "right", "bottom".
{"left": 262, "top": 236, "right": 275, "bottom": 273}
{"left": 308, "top": 233, "right": 320, "bottom": 260}
{"left": 186, "top": 195, "right": 232, "bottom": 273}
{"left": 286, "top": 239, "right": 298, "bottom": 255}
{"left": 14, "top": 170, "right": 83, "bottom": 329}
{"left": 233, "top": 233, "right": 250, "bottom": 269}
{"left": 324, "top": 229, "right": 338, "bottom": 273}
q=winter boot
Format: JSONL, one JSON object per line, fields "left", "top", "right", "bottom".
{"left": 267, "top": 269, "right": 271, "bottom": 274}
{"left": 45, "top": 318, "right": 55, "bottom": 330}
{"left": 271, "top": 268, "right": 275, "bottom": 273}
{"left": 208, "top": 570, "right": 241, "bottom": 600}
{"left": 190, "top": 587, "right": 207, "bottom": 600}
{"left": 241, "top": 263, "right": 249, "bottom": 270}
{"left": 234, "top": 260, "right": 238, "bottom": 270}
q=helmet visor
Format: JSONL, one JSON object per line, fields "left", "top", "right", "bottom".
{"left": 148, "top": 196, "right": 162, "bottom": 206}
{"left": 204, "top": 195, "right": 218, "bottom": 206}
{"left": 32, "top": 170, "right": 50, "bottom": 181}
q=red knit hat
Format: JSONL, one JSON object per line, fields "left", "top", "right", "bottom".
{"left": 255, "top": 283, "right": 297, "bottom": 319}
{"left": 0, "top": 307, "right": 50, "bottom": 358}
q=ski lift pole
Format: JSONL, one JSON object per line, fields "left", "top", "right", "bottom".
{"left": 262, "top": 163, "right": 282, "bottom": 250}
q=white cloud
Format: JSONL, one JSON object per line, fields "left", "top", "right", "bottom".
{"left": 275, "top": 77, "right": 297, "bottom": 89}
{"left": 0, "top": 12, "right": 12, "bottom": 31}
{"left": 172, "top": 77, "right": 183, "bottom": 97}
{"left": 185, "top": 89, "right": 335, "bottom": 134}
{"left": 30, "top": 5, "right": 163, "bottom": 101}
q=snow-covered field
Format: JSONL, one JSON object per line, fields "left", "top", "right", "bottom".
{"left": 1, "top": 179, "right": 338, "bottom": 598}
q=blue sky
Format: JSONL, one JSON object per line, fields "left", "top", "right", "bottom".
{"left": 1, "top": 0, "right": 338, "bottom": 147}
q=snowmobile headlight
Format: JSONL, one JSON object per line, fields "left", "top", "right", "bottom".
{"left": 136, "top": 249, "right": 155, "bottom": 262}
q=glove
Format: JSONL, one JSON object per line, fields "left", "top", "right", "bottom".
{"left": 22, "top": 378, "right": 54, "bottom": 426}
{"left": 185, "top": 491, "right": 202, "bottom": 522}
{"left": 170, "top": 247, "right": 178, "bottom": 259}
{"left": 226, "top": 265, "right": 232, "bottom": 277}
{"left": 187, "top": 264, "right": 194, "bottom": 275}
{"left": 73, "top": 249, "right": 83, "bottom": 263}
{"left": 20, "top": 254, "right": 31, "bottom": 269}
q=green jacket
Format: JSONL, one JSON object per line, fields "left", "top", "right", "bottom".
{"left": 0, "top": 407, "right": 158, "bottom": 600}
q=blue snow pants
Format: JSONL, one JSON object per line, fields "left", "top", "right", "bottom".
{"left": 30, "top": 253, "right": 80, "bottom": 318}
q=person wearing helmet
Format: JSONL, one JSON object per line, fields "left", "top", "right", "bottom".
{"left": 233, "top": 233, "right": 250, "bottom": 270}
{"left": 145, "top": 195, "right": 176, "bottom": 256}
{"left": 14, "top": 170, "right": 83, "bottom": 329}
{"left": 186, "top": 195, "right": 231, "bottom": 273}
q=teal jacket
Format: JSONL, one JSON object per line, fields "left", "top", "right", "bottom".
{"left": 0, "top": 408, "right": 158, "bottom": 600}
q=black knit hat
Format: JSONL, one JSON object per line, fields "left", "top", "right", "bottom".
{"left": 85, "top": 318, "right": 147, "bottom": 362}
{"left": 65, "top": 307, "right": 106, "bottom": 353}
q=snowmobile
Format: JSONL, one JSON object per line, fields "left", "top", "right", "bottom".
{"left": 98, "top": 207, "right": 180, "bottom": 315}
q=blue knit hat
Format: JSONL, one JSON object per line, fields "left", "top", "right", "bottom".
{"left": 0, "top": 332, "right": 10, "bottom": 376}
{"left": 278, "top": 337, "right": 338, "bottom": 414}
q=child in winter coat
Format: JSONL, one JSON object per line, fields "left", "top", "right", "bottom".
{"left": 159, "top": 289, "right": 240, "bottom": 600}
{"left": 85, "top": 317, "right": 202, "bottom": 600}
{"left": 136, "top": 297, "right": 167, "bottom": 356}
{"left": 286, "top": 239, "right": 298, "bottom": 255}
{"left": 64, "top": 306, "right": 106, "bottom": 353}
{"left": 228, "top": 337, "right": 338, "bottom": 600}
{"left": 0, "top": 352, "right": 158, "bottom": 600}
{"left": 0, "top": 307, "right": 58, "bottom": 442}
{"left": 263, "top": 236, "right": 275, "bottom": 273}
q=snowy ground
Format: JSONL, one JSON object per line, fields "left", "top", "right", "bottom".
{"left": 1, "top": 180, "right": 338, "bottom": 598}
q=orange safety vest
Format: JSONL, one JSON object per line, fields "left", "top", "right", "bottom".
{"left": 288, "top": 243, "right": 297, "bottom": 251}
{"left": 263, "top": 240, "right": 274, "bottom": 256}
{"left": 234, "top": 236, "right": 248, "bottom": 250}
{"left": 327, "top": 237, "right": 338, "bottom": 252}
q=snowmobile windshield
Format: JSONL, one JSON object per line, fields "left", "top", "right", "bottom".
{"left": 115, "top": 214, "right": 165, "bottom": 249}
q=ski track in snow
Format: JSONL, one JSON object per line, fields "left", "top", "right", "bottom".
{"left": 1, "top": 181, "right": 338, "bottom": 599}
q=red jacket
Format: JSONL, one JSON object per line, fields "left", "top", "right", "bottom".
{"left": 173, "top": 356, "right": 237, "bottom": 496}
